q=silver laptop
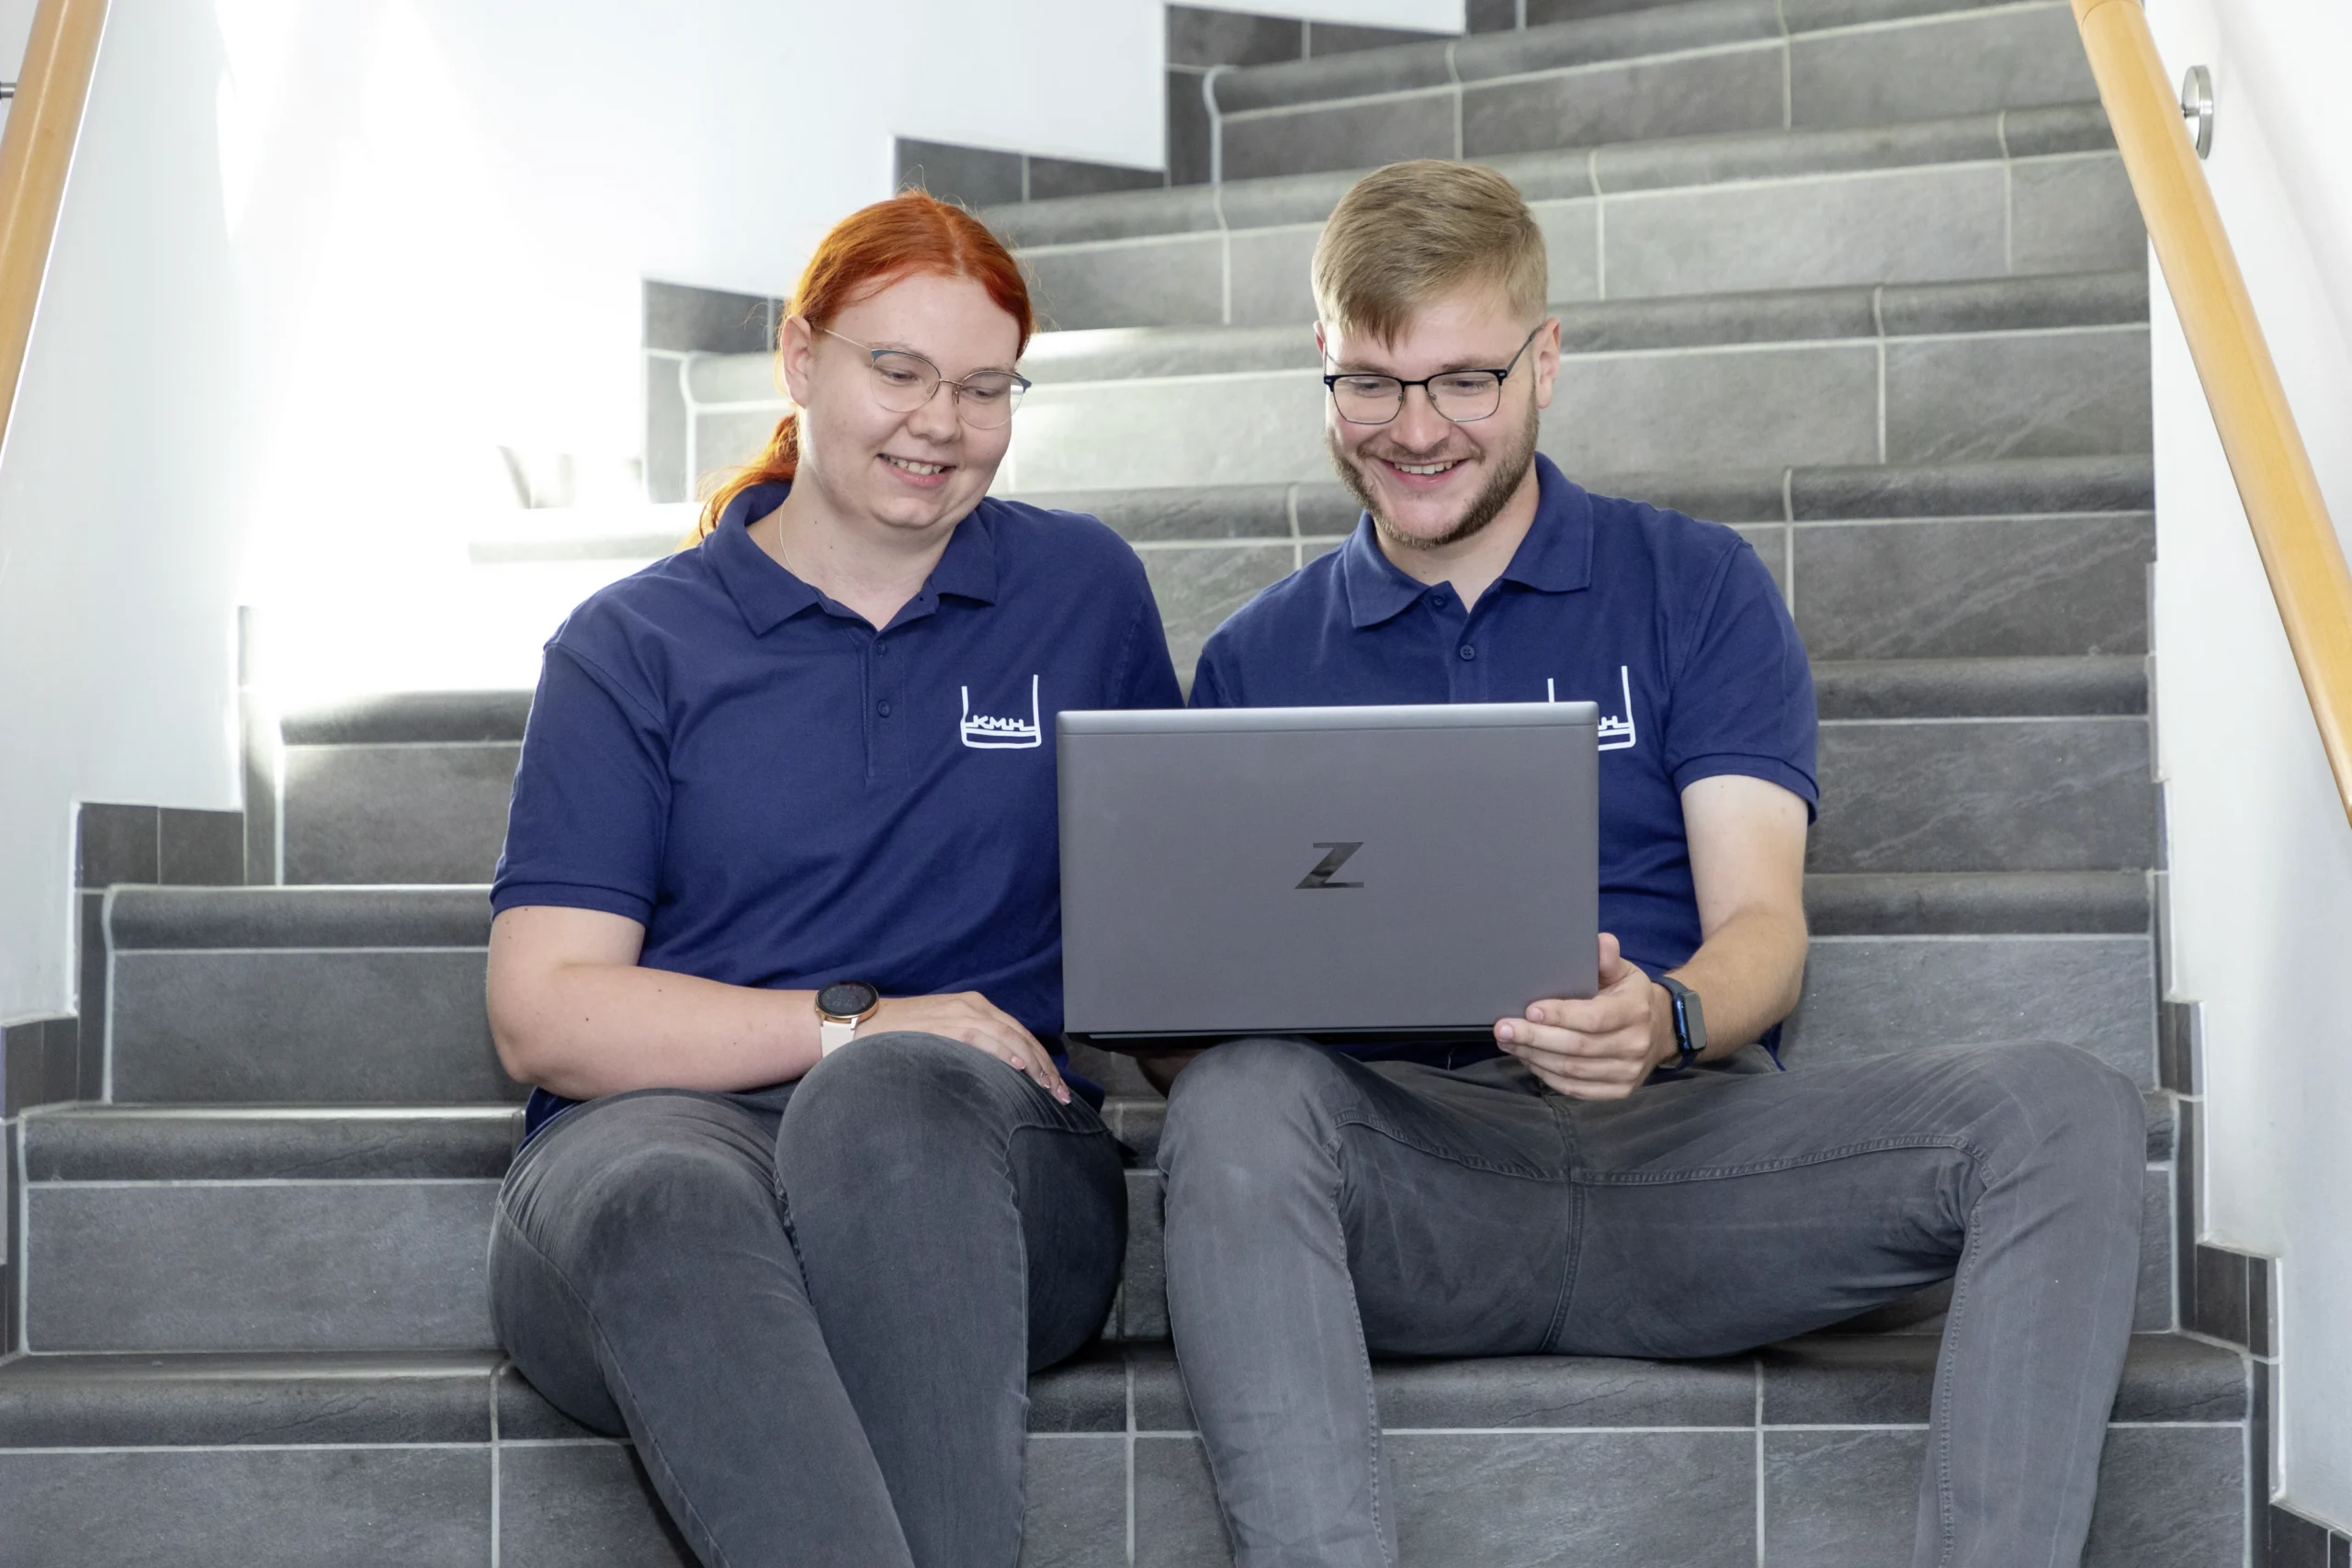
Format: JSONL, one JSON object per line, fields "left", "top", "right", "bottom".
{"left": 1057, "top": 702, "right": 1600, "bottom": 1051}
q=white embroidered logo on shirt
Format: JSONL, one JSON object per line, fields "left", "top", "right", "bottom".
{"left": 1548, "top": 668, "right": 1639, "bottom": 752}
{"left": 961, "top": 674, "right": 1043, "bottom": 750}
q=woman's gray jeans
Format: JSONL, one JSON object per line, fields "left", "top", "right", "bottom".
{"left": 489, "top": 1031, "right": 1125, "bottom": 1568}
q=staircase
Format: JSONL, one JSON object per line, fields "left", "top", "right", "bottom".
{"left": 0, "top": 1, "right": 2260, "bottom": 1562}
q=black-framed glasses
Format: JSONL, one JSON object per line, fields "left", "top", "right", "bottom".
{"left": 1321, "top": 323, "right": 1544, "bottom": 425}
{"left": 821, "top": 329, "right": 1032, "bottom": 428}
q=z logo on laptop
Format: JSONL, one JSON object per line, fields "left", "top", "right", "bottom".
{"left": 1296, "top": 841, "right": 1364, "bottom": 890}
{"left": 960, "top": 675, "right": 1042, "bottom": 750}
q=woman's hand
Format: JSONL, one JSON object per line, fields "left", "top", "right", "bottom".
{"left": 866, "top": 992, "right": 1071, "bottom": 1104}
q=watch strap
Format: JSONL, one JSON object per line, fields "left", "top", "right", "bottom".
{"left": 1657, "top": 975, "right": 1702, "bottom": 1069}
{"left": 819, "top": 1017, "right": 859, "bottom": 1055}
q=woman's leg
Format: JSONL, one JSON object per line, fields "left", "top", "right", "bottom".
{"left": 775, "top": 1031, "right": 1127, "bottom": 1568}
{"left": 491, "top": 1089, "right": 915, "bottom": 1568}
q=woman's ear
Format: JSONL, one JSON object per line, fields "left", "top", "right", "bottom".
{"left": 777, "top": 313, "right": 819, "bottom": 412}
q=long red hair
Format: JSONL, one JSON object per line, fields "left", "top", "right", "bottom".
{"left": 693, "top": 192, "right": 1035, "bottom": 540}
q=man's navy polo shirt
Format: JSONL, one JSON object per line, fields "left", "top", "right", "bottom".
{"left": 493, "top": 482, "right": 1182, "bottom": 1135}
{"left": 1193, "top": 454, "right": 1816, "bottom": 1046}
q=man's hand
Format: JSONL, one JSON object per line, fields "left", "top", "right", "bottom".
{"left": 867, "top": 992, "right": 1071, "bottom": 1104}
{"left": 1494, "top": 933, "right": 1668, "bottom": 1100}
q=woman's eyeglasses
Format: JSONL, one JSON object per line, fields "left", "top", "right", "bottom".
{"left": 821, "top": 329, "right": 1032, "bottom": 429}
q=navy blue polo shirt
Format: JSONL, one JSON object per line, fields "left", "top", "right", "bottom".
{"left": 494, "top": 483, "right": 1182, "bottom": 1135}
{"left": 1193, "top": 454, "right": 1816, "bottom": 1050}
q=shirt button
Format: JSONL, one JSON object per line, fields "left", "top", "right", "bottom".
{"left": 1458, "top": 645, "right": 1476, "bottom": 661}
{"left": 877, "top": 700, "right": 893, "bottom": 717}
{"left": 1430, "top": 592, "right": 1449, "bottom": 608}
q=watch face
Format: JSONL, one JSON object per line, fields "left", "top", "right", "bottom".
{"left": 816, "top": 980, "right": 879, "bottom": 1021}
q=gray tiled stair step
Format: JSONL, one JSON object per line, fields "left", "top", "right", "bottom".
{"left": 989, "top": 103, "right": 2116, "bottom": 251}
{"left": 1815, "top": 655, "right": 2143, "bottom": 718}
{"left": 678, "top": 271, "right": 2146, "bottom": 399}
{"left": 1207, "top": 0, "right": 2085, "bottom": 119}
{"left": 107, "top": 865, "right": 2147, "bottom": 955}
{"left": 104, "top": 886, "right": 520, "bottom": 1106}
{"left": 988, "top": 107, "right": 2137, "bottom": 333}
{"left": 269, "top": 652, "right": 2142, "bottom": 769}
{"left": 987, "top": 323, "right": 2147, "bottom": 492}
{"left": 1810, "top": 713, "right": 2154, "bottom": 874}
{"left": 17, "top": 1053, "right": 2172, "bottom": 1357}
{"left": 1019, "top": 453, "right": 2152, "bottom": 535}
{"left": 100, "top": 856, "right": 2154, "bottom": 1112}
{"left": 693, "top": 274, "right": 2151, "bottom": 483}
{"left": 1214, "top": 1, "right": 2098, "bottom": 183}
{"left": 0, "top": 1338, "right": 2246, "bottom": 1568}
{"left": 1103, "top": 1084, "right": 2177, "bottom": 1168}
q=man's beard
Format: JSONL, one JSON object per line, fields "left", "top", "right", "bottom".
{"left": 1328, "top": 397, "right": 1540, "bottom": 553}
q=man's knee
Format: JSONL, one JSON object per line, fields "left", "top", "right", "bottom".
{"left": 1947, "top": 1042, "right": 2145, "bottom": 1182}
{"left": 1159, "top": 1037, "right": 1350, "bottom": 1179}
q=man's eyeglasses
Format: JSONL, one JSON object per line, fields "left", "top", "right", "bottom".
{"left": 1321, "top": 323, "right": 1544, "bottom": 426}
{"left": 821, "top": 329, "right": 1032, "bottom": 429}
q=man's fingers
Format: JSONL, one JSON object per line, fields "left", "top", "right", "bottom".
{"left": 1596, "top": 931, "right": 1631, "bottom": 988}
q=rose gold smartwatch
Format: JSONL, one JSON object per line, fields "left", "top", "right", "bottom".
{"left": 815, "top": 980, "right": 881, "bottom": 1055}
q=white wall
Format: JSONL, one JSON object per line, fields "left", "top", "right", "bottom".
{"left": 2143, "top": 0, "right": 2352, "bottom": 1529}
{"left": 0, "top": 0, "right": 1461, "bottom": 1025}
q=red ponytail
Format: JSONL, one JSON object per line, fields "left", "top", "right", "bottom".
{"left": 693, "top": 192, "right": 1035, "bottom": 540}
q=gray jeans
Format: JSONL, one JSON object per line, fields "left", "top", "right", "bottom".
{"left": 1158, "top": 1038, "right": 2146, "bottom": 1568}
{"left": 488, "top": 1032, "right": 1126, "bottom": 1568}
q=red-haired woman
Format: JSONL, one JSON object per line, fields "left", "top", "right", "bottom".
{"left": 484, "top": 193, "right": 1179, "bottom": 1565}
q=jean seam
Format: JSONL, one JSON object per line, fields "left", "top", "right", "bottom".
{"left": 1568, "top": 1134, "right": 1978, "bottom": 1186}
{"left": 1541, "top": 1098, "right": 1585, "bottom": 1353}
{"left": 1928, "top": 1145, "right": 2001, "bottom": 1568}
{"left": 492, "top": 1203, "right": 741, "bottom": 1568}
{"left": 1329, "top": 1128, "right": 1395, "bottom": 1568}
{"left": 1329, "top": 1109, "right": 1571, "bottom": 1182}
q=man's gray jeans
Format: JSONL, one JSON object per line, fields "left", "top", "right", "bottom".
{"left": 488, "top": 1032, "right": 1125, "bottom": 1568}
{"left": 1157, "top": 1038, "right": 2146, "bottom": 1568}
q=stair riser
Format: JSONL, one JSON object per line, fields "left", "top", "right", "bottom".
{"left": 1005, "top": 152, "right": 2137, "bottom": 333}
{"left": 0, "top": 1417, "right": 2243, "bottom": 1568}
{"left": 24, "top": 1182, "right": 499, "bottom": 1352}
{"left": 282, "top": 743, "right": 519, "bottom": 886}
{"left": 1789, "top": 935, "right": 2155, "bottom": 1083}
{"left": 1218, "top": 5, "right": 2091, "bottom": 181}
{"left": 967, "top": 326, "right": 2150, "bottom": 493}
{"left": 1811, "top": 716, "right": 2155, "bottom": 874}
{"left": 108, "top": 949, "right": 518, "bottom": 1104}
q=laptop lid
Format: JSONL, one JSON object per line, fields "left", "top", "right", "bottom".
{"left": 1057, "top": 702, "right": 1600, "bottom": 1046}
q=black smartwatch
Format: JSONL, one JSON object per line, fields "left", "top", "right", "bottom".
{"left": 1657, "top": 976, "right": 1705, "bottom": 1070}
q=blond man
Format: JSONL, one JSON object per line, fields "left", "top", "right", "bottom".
{"left": 1153, "top": 161, "right": 2145, "bottom": 1568}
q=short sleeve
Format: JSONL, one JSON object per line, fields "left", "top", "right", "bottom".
{"left": 1189, "top": 637, "right": 1237, "bottom": 709}
{"left": 491, "top": 642, "right": 672, "bottom": 924}
{"left": 1116, "top": 572, "right": 1185, "bottom": 711}
{"left": 1662, "top": 542, "right": 1819, "bottom": 816}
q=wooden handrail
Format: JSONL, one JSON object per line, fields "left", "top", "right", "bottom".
{"left": 0, "top": 0, "right": 107, "bottom": 455}
{"left": 2072, "top": 0, "right": 2352, "bottom": 829}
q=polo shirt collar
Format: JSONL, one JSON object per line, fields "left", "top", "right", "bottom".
{"left": 1339, "top": 454, "right": 1595, "bottom": 629}
{"left": 707, "top": 481, "right": 1001, "bottom": 636}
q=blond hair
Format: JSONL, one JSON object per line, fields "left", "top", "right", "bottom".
{"left": 1311, "top": 161, "right": 1547, "bottom": 344}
